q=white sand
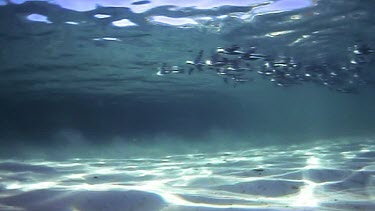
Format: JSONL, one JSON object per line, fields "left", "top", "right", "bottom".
{"left": 0, "top": 139, "right": 374, "bottom": 211}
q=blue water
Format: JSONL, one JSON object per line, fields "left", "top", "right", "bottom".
{"left": 0, "top": 0, "right": 374, "bottom": 156}
{"left": 0, "top": 1, "right": 374, "bottom": 210}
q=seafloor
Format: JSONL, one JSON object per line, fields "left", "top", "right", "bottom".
{"left": 0, "top": 138, "right": 374, "bottom": 211}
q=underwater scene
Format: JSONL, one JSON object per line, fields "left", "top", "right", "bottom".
{"left": 0, "top": 0, "right": 374, "bottom": 210}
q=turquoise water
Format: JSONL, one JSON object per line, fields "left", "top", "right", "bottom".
{"left": 0, "top": 0, "right": 374, "bottom": 157}
{"left": 0, "top": 0, "right": 374, "bottom": 210}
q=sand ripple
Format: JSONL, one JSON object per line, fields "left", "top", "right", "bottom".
{"left": 0, "top": 139, "right": 374, "bottom": 211}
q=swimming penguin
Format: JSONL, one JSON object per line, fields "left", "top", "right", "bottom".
{"left": 186, "top": 50, "right": 205, "bottom": 74}
{"left": 353, "top": 44, "right": 374, "bottom": 55}
{"left": 273, "top": 58, "right": 290, "bottom": 68}
{"left": 217, "top": 45, "right": 244, "bottom": 55}
{"left": 206, "top": 53, "right": 228, "bottom": 67}
{"left": 171, "top": 65, "right": 185, "bottom": 74}
{"left": 241, "top": 53, "right": 266, "bottom": 60}
{"left": 156, "top": 63, "right": 184, "bottom": 75}
{"left": 336, "top": 87, "right": 359, "bottom": 94}
{"left": 233, "top": 77, "right": 250, "bottom": 83}
{"left": 156, "top": 63, "right": 171, "bottom": 75}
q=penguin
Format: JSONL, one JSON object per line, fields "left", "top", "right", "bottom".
{"left": 156, "top": 63, "right": 170, "bottom": 76}
{"left": 186, "top": 50, "right": 205, "bottom": 73}
{"left": 217, "top": 45, "right": 244, "bottom": 55}
{"left": 353, "top": 44, "right": 374, "bottom": 55}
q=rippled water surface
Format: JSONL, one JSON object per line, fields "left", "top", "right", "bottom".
{"left": 0, "top": 0, "right": 374, "bottom": 100}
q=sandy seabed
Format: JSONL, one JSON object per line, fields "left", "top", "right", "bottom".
{"left": 0, "top": 139, "right": 374, "bottom": 211}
